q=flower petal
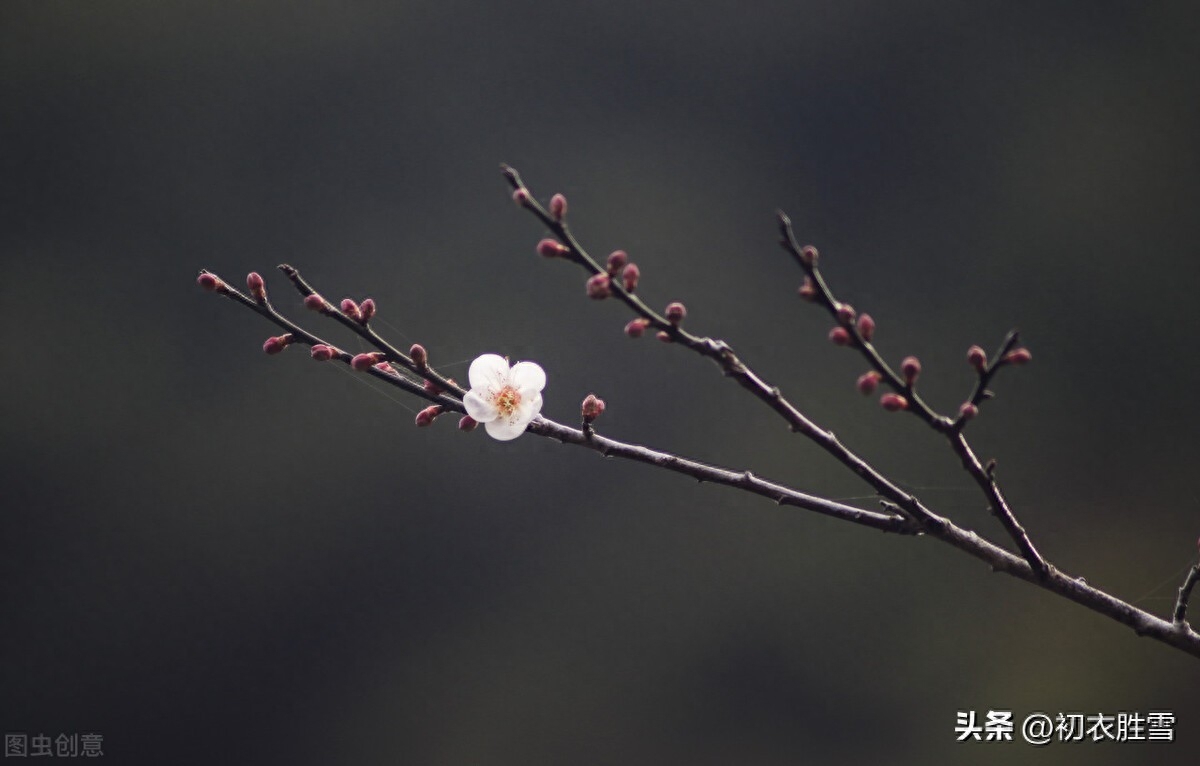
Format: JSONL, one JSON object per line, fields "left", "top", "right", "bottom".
{"left": 484, "top": 417, "right": 528, "bottom": 441}
{"left": 508, "top": 361, "right": 546, "bottom": 394}
{"left": 463, "top": 390, "right": 499, "bottom": 422}
{"left": 468, "top": 354, "right": 510, "bottom": 393}
{"left": 516, "top": 393, "right": 543, "bottom": 422}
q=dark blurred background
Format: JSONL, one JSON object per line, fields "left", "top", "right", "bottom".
{"left": 3, "top": 1, "right": 1198, "bottom": 764}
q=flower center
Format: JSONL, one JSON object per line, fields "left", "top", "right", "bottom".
{"left": 494, "top": 385, "right": 521, "bottom": 417}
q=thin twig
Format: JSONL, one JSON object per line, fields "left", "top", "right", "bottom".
{"left": 1173, "top": 564, "right": 1200, "bottom": 625}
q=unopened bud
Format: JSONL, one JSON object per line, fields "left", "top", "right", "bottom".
{"left": 581, "top": 393, "right": 606, "bottom": 423}
{"left": 340, "top": 298, "right": 362, "bottom": 322}
{"left": 621, "top": 263, "right": 641, "bottom": 292}
{"left": 665, "top": 302, "right": 687, "bottom": 324}
{"left": 549, "top": 193, "right": 568, "bottom": 221}
{"left": 857, "top": 313, "right": 875, "bottom": 341}
{"left": 900, "top": 356, "right": 921, "bottom": 386}
{"left": 263, "top": 334, "right": 292, "bottom": 355}
{"left": 304, "top": 293, "right": 329, "bottom": 312}
{"left": 799, "top": 245, "right": 819, "bottom": 266}
{"left": 967, "top": 345, "right": 988, "bottom": 372}
{"left": 458, "top": 415, "right": 478, "bottom": 432}
{"left": 423, "top": 379, "right": 443, "bottom": 395}
{"left": 414, "top": 405, "right": 443, "bottom": 427}
{"left": 410, "top": 344, "right": 428, "bottom": 368}
{"left": 351, "top": 352, "right": 385, "bottom": 371}
{"left": 358, "top": 298, "right": 376, "bottom": 323}
{"left": 880, "top": 393, "right": 909, "bottom": 412}
{"left": 656, "top": 330, "right": 673, "bottom": 343}
{"left": 856, "top": 371, "right": 882, "bottom": 395}
{"left": 197, "top": 272, "right": 224, "bottom": 292}
{"left": 959, "top": 402, "right": 979, "bottom": 421}
{"left": 377, "top": 361, "right": 395, "bottom": 374}
{"left": 606, "top": 250, "right": 628, "bottom": 275}
{"left": 624, "top": 318, "right": 650, "bottom": 338}
{"left": 828, "top": 326, "right": 851, "bottom": 346}
{"left": 310, "top": 344, "right": 335, "bottom": 361}
{"left": 1004, "top": 348, "right": 1032, "bottom": 366}
{"left": 835, "top": 303, "right": 856, "bottom": 324}
{"left": 512, "top": 188, "right": 531, "bottom": 207}
{"left": 586, "top": 273, "right": 612, "bottom": 300}
{"left": 246, "top": 272, "right": 266, "bottom": 301}
{"left": 797, "top": 277, "right": 817, "bottom": 302}
{"left": 537, "top": 238, "right": 568, "bottom": 258}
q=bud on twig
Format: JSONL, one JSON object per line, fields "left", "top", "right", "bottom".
{"left": 310, "top": 344, "right": 335, "bottom": 361}
{"left": 351, "top": 352, "right": 385, "bottom": 371}
{"left": 624, "top": 318, "right": 650, "bottom": 338}
{"left": 262, "top": 334, "right": 292, "bottom": 355}
{"left": 581, "top": 393, "right": 606, "bottom": 424}
{"left": 358, "top": 298, "right": 376, "bottom": 324}
{"left": 828, "top": 327, "right": 851, "bottom": 346}
{"left": 586, "top": 273, "right": 612, "bottom": 300}
{"left": 967, "top": 345, "right": 988, "bottom": 372}
{"left": 665, "top": 302, "right": 687, "bottom": 325}
{"left": 1004, "top": 348, "right": 1032, "bottom": 366}
{"left": 901, "top": 356, "right": 921, "bottom": 386}
{"left": 656, "top": 330, "right": 673, "bottom": 343}
{"left": 458, "top": 415, "right": 478, "bottom": 431}
{"left": 959, "top": 402, "right": 979, "bottom": 421}
{"left": 621, "top": 263, "right": 640, "bottom": 292}
{"left": 537, "top": 238, "right": 568, "bottom": 259}
{"left": 512, "top": 188, "right": 531, "bottom": 207}
{"left": 410, "top": 344, "right": 428, "bottom": 368}
{"left": 246, "top": 272, "right": 266, "bottom": 302}
{"left": 340, "top": 298, "right": 362, "bottom": 323}
{"left": 797, "top": 277, "right": 817, "bottom": 301}
{"left": 423, "top": 379, "right": 443, "bottom": 395}
{"left": 857, "top": 371, "right": 882, "bottom": 395}
{"left": 304, "top": 293, "right": 329, "bottom": 313}
{"left": 549, "top": 193, "right": 568, "bottom": 221}
{"left": 799, "top": 245, "right": 818, "bottom": 267}
{"left": 857, "top": 314, "right": 875, "bottom": 342}
{"left": 836, "top": 303, "right": 856, "bottom": 324}
{"left": 197, "top": 272, "right": 225, "bottom": 293}
{"left": 415, "top": 405, "right": 443, "bottom": 427}
{"left": 880, "top": 393, "right": 909, "bottom": 412}
{"left": 606, "top": 250, "right": 628, "bottom": 275}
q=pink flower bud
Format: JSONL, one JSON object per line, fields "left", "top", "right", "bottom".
{"left": 549, "top": 193, "right": 568, "bottom": 221}
{"left": 621, "top": 263, "right": 641, "bottom": 292}
{"left": 835, "top": 303, "right": 856, "bottom": 324}
{"left": 537, "top": 238, "right": 568, "bottom": 258}
{"left": 856, "top": 371, "right": 882, "bottom": 395}
{"left": 262, "top": 334, "right": 292, "bottom": 355}
{"left": 304, "top": 293, "right": 328, "bottom": 312}
{"left": 797, "top": 277, "right": 817, "bottom": 302}
{"left": 586, "top": 273, "right": 612, "bottom": 300}
{"left": 1004, "top": 348, "right": 1032, "bottom": 366}
{"left": 310, "top": 344, "right": 335, "bottom": 361}
{"left": 410, "top": 344, "right": 428, "bottom": 368}
{"left": 458, "top": 415, "right": 478, "bottom": 431}
{"left": 880, "top": 393, "right": 909, "bottom": 412}
{"left": 246, "top": 272, "right": 266, "bottom": 301}
{"left": 581, "top": 393, "right": 606, "bottom": 423}
{"left": 351, "top": 352, "right": 385, "bottom": 371}
{"left": 828, "top": 326, "right": 851, "bottom": 346}
{"left": 967, "top": 345, "right": 988, "bottom": 372}
{"left": 377, "top": 361, "right": 395, "bottom": 374}
{"left": 624, "top": 318, "right": 650, "bottom": 338}
{"left": 901, "top": 356, "right": 921, "bottom": 386}
{"left": 665, "top": 301, "right": 687, "bottom": 324}
{"left": 512, "top": 188, "right": 531, "bottom": 207}
{"left": 799, "top": 245, "right": 819, "bottom": 266}
{"left": 340, "top": 298, "right": 362, "bottom": 322}
{"left": 857, "top": 313, "right": 875, "bottom": 342}
{"left": 606, "top": 250, "right": 628, "bottom": 275}
{"left": 959, "top": 402, "right": 979, "bottom": 421}
{"left": 358, "top": 298, "right": 376, "bottom": 323}
{"left": 656, "top": 330, "right": 673, "bottom": 343}
{"left": 415, "top": 405, "right": 443, "bottom": 427}
{"left": 423, "top": 379, "right": 443, "bottom": 395}
{"left": 197, "top": 272, "right": 224, "bottom": 292}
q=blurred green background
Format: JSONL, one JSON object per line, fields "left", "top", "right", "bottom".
{"left": 2, "top": 1, "right": 1198, "bottom": 764}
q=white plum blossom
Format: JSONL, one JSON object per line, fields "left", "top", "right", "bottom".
{"left": 462, "top": 353, "right": 546, "bottom": 441}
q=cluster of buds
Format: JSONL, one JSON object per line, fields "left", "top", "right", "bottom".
{"left": 339, "top": 297, "right": 376, "bottom": 325}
